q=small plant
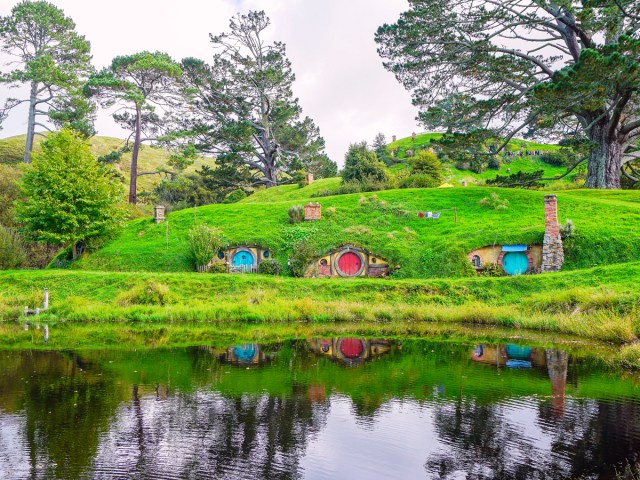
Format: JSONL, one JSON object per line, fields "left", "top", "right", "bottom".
{"left": 0, "top": 225, "right": 27, "bottom": 270}
{"left": 288, "top": 205, "right": 304, "bottom": 224}
{"left": 188, "top": 224, "right": 223, "bottom": 271}
{"left": 222, "top": 189, "right": 247, "bottom": 204}
{"left": 288, "top": 240, "right": 317, "bottom": 277}
{"left": 209, "top": 262, "right": 228, "bottom": 274}
{"left": 479, "top": 263, "right": 504, "bottom": 277}
{"left": 479, "top": 192, "right": 509, "bottom": 210}
{"left": 116, "top": 281, "right": 173, "bottom": 306}
{"left": 258, "top": 258, "right": 282, "bottom": 275}
{"left": 560, "top": 219, "right": 575, "bottom": 240}
{"left": 325, "top": 206, "right": 337, "bottom": 218}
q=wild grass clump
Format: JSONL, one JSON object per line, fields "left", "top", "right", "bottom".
{"left": 287, "top": 205, "right": 304, "bottom": 224}
{"left": 479, "top": 192, "right": 509, "bottom": 210}
{"left": 0, "top": 225, "right": 27, "bottom": 270}
{"left": 525, "top": 287, "right": 635, "bottom": 315}
{"left": 116, "top": 281, "right": 174, "bottom": 306}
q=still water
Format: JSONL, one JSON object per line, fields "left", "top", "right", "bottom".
{"left": 0, "top": 339, "right": 639, "bottom": 479}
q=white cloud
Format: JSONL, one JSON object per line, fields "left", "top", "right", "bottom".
{"left": 0, "top": 0, "right": 420, "bottom": 165}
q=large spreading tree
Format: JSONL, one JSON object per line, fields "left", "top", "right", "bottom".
{"left": 84, "top": 52, "right": 183, "bottom": 204}
{"left": 174, "top": 11, "right": 334, "bottom": 190}
{"left": 375, "top": 0, "right": 640, "bottom": 189}
{"left": 0, "top": 1, "right": 94, "bottom": 163}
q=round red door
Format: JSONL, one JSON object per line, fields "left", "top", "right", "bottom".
{"left": 337, "top": 252, "right": 362, "bottom": 276}
{"left": 340, "top": 338, "right": 364, "bottom": 358}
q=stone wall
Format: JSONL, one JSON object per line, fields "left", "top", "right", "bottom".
{"left": 541, "top": 195, "right": 564, "bottom": 272}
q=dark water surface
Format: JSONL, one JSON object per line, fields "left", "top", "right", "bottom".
{"left": 1, "top": 339, "right": 639, "bottom": 479}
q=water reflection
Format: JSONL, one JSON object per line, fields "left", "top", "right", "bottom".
{"left": 0, "top": 341, "right": 639, "bottom": 479}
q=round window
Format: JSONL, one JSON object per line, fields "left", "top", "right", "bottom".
{"left": 263, "top": 251, "right": 270, "bottom": 258}
{"left": 217, "top": 251, "right": 225, "bottom": 260}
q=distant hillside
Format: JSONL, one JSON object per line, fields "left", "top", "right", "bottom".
{"left": 0, "top": 135, "right": 209, "bottom": 193}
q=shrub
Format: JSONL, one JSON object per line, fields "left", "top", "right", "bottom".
{"left": 0, "top": 225, "right": 27, "bottom": 270}
{"left": 0, "top": 165, "right": 21, "bottom": 227}
{"left": 479, "top": 192, "right": 509, "bottom": 210}
{"left": 541, "top": 148, "right": 577, "bottom": 167}
{"left": 116, "top": 281, "right": 173, "bottom": 306}
{"left": 400, "top": 174, "right": 441, "bottom": 189}
{"left": 289, "top": 240, "right": 317, "bottom": 277}
{"left": 560, "top": 219, "right": 576, "bottom": 240}
{"left": 223, "top": 189, "right": 247, "bottom": 204}
{"left": 411, "top": 150, "right": 443, "bottom": 184}
{"left": 341, "top": 142, "right": 387, "bottom": 183}
{"left": 188, "top": 224, "right": 224, "bottom": 270}
{"left": 325, "top": 206, "right": 337, "bottom": 218}
{"left": 258, "top": 258, "right": 282, "bottom": 275}
{"left": 478, "top": 263, "right": 504, "bottom": 277}
{"left": 288, "top": 205, "right": 304, "bottom": 224}
{"left": 487, "top": 155, "right": 502, "bottom": 170}
{"left": 209, "top": 262, "right": 229, "bottom": 274}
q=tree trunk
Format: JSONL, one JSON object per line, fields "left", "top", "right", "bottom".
{"left": 129, "top": 106, "right": 142, "bottom": 204}
{"left": 585, "top": 121, "right": 622, "bottom": 189}
{"left": 23, "top": 81, "right": 39, "bottom": 164}
{"left": 71, "top": 242, "right": 78, "bottom": 261}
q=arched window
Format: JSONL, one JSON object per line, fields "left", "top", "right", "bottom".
{"left": 471, "top": 255, "right": 482, "bottom": 269}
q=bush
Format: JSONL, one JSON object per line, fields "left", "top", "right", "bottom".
{"left": 209, "top": 262, "right": 228, "bottom": 274}
{"left": 258, "top": 258, "right": 282, "bottom": 275}
{"left": 478, "top": 263, "right": 504, "bottom": 277}
{"left": 541, "top": 148, "right": 577, "bottom": 167}
{"left": 288, "top": 205, "right": 304, "bottom": 224}
{"left": 0, "top": 225, "right": 27, "bottom": 270}
{"left": 479, "top": 192, "right": 509, "bottom": 210}
{"left": 487, "top": 155, "right": 502, "bottom": 170}
{"left": 411, "top": 150, "right": 443, "bottom": 184}
{"left": 341, "top": 142, "right": 387, "bottom": 183}
{"left": 116, "top": 281, "right": 173, "bottom": 306}
{"left": 188, "top": 224, "right": 224, "bottom": 270}
{"left": 0, "top": 165, "right": 21, "bottom": 227}
{"left": 222, "top": 189, "right": 247, "bottom": 204}
{"left": 289, "top": 240, "right": 317, "bottom": 277}
{"left": 400, "top": 174, "right": 441, "bottom": 189}
{"left": 560, "top": 219, "right": 576, "bottom": 240}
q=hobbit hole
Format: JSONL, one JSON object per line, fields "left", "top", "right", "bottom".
{"left": 306, "top": 245, "right": 389, "bottom": 278}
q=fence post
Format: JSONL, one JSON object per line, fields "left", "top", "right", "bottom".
{"left": 43, "top": 288, "right": 49, "bottom": 310}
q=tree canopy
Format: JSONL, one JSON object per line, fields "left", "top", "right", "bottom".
{"left": 0, "top": 1, "right": 94, "bottom": 163}
{"left": 341, "top": 142, "right": 387, "bottom": 184}
{"left": 173, "top": 11, "right": 334, "bottom": 191}
{"left": 376, "top": 0, "right": 640, "bottom": 189}
{"left": 15, "top": 129, "right": 123, "bottom": 259}
{"left": 84, "top": 51, "right": 183, "bottom": 204}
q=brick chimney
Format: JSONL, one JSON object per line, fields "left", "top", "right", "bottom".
{"left": 304, "top": 202, "right": 321, "bottom": 221}
{"left": 541, "top": 195, "right": 564, "bottom": 272}
{"left": 154, "top": 205, "right": 165, "bottom": 224}
{"left": 306, "top": 173, "right": 314, "bottom": 185}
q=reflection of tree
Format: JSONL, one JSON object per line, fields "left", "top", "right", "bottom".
{"left": 4, "top": 351, "right": 125, "bottom": 478}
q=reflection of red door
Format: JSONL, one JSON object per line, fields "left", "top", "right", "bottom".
{"left": 337, "top": 252, "right": 362, "bottom": 276}
{"left": 340, "top": 338, "right": 364, "bottom": 358}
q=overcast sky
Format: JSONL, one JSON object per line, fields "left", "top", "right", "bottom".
{"left": 0, "top": 0, "right": 421, "bottom": 165}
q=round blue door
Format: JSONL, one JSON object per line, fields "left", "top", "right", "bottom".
{"left": 502, "top": 252, "right": 528, "bottom": 275}
{"left": 232, "top": 250, "right": 254, "bottom": 268}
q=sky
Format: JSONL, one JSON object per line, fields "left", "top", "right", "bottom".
{"left": 0, "top": 0, "right": 421, "bottom": 165}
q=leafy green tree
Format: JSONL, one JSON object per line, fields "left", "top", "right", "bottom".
{"left": 372, "top": 132, "right": 393, "bottom": 165}
{"left": 15, "top": 129, "right": 123, "bottom": 259}
{"left": 84, "top": 51, "right": 183, "bottom": 204}
{"left": 341, "top": 142, "right": 387, "bottom": 183}
{"left": 175, "top": 11, "right": 332, "bottom": 189}
{"left": 0, "top": 1, "right": 94, "bottom": 163}
{"left": 376, "top": 1, "right": 640, "bottom": 188}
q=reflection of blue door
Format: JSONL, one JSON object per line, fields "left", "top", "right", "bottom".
{"left": 232, "top": 250, "right": 254, "bottom": 268}
{"left": 503, "top": 252, "right": 528, "bottom": 275}
{"left": 233, "top": 344, "right": 257, "bottom": 362}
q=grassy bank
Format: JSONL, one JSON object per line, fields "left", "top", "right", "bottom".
{"left": 75, "top": 186, "right": 640, "bottom": 277}
{"left": 1, "top": 265, "right": 638, "bottom": 345}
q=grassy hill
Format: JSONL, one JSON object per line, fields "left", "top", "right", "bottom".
{"left": 0, "top": 134, "right": 209, "bottom": 193}
{"left": 76, "top": 185, "right": 640, "bottom": 278}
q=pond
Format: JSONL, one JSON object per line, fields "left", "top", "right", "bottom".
{"left": 1, "top": 338, "right": 639, "bottom": 479}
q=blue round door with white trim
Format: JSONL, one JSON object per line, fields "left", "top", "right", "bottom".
{"left": 502, "top": 252, "right": 528, "bottom": 275}
{"left": 232, "top": 250, "right": 254, "bottom": 268}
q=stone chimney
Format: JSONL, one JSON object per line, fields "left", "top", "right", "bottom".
{"left": 306, "top": 173, "right": 314, "bottom": 185}
{"left": 304, "top": 202, "right": 321, "bottom": 221}
{"left": 392, "top": 135, "right": 396, "bottom": 142}
{"left": 154, "top": 205, "right": 166, "bottom": 224}
{"left": 411, "top": 132, "right": 417, "bottom": 141}
{"left": 541, "top": 195, "right": 564, "bottom": 272}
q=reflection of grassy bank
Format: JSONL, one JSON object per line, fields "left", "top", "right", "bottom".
{"left": 1, "top": 320, "right": 640, "bottom": 370}
{"left": 1, "top": 265, "right": 639, "bottom": 345}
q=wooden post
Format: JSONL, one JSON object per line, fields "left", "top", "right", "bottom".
{"left": 454, "top": 207, "right": 458, "bottom": 224}
{"left": 24, "top": 306, "right": 28, "bottom": 316}
{"left": 44, "top": 325, "right": 49, "bottom": 344}
{"left": 43, "top": 288, "right": 49, "bottom": 310}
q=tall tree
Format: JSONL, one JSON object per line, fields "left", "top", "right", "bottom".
{"left": 174, "top": 11, "right": 333, "bottom": 189}
{"left": 15, "top": 129, "right": 123, "bottom": 260}
{"left": 84, "top": 52, "right": 183, "bottom": 204}
{"left": 375, "top": 0, "right": 640, "bottom": 189}
{"left": 0, "top": 1, "right": 94, "bottom": 163}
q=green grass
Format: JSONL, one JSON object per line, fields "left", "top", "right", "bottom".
{"left": 0, "top": 263, "right": 638, "bottom": 346}
{"left": 75, "top": 186, "right": 640, "bottom": 278}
